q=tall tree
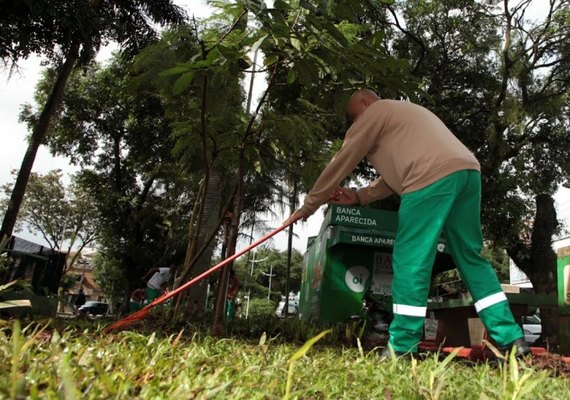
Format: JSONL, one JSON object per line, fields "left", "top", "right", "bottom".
{"left": 132, "top": 21, "right": 247, "bottom": 315}
{"left": 34, "top": 57, "right": 193, "bottom": 310}
{"left": 0, "top": 0, "right": 185, "bottom": 245}
{"left": 204, "top": 0, "right": 419, "bottom": 333}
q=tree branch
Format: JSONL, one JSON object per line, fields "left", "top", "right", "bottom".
{"left": 386, "top": 5, "right": 426, "bottom": 74}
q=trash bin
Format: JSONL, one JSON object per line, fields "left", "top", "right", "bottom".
{"left": 299, "top": 205, "right": 455, "bottom": 323}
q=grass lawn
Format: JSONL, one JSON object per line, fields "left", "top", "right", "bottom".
{"left": 1, "top": 318, "right": 570, "bottom": 400}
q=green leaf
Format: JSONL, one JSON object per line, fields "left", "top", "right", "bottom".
{"left": 159, "top": 64, "right": 191, "bottom": 77}
{"left": 264, "top": 54, "right": 280, "bottom": 66}
{"left": 241, "top": 0, "right": 265, "bottom": 13}
{"left": 0, "top": 299, "right": 31, "bottom": 309}
{"left": 299, "top": 0, "right": 316, "bottom": 12}
{"left": 268, "top": 10, "right": 291, "bottom": 36}
{"left": 287, "top": 69, "right": 298, "bottom": 84}
{"left": 206, "top": 47, "right": 221, "bottom": 64}
{"left": 251, "top": 35, "right": 268, "bottom": 52}
{"left": 0, "top": 280, "right": 19, "bottom": 292}
{"left": 324, "top": 22, "right": 349, "bottom": 46}
{"left": 294, "top": 59, "right": 319, "bottom": 83}
{"left": 217, "top": 44, "right": 240, "bottom": 61}
{"left": 173, "top": 71, "right": 195, "bottom": 95}
{"left": 291, "top": 37, "right": 302, "bottom": 52}
{"left": 289, "top": 329, "right": 331, "bottom": 362}
{"left": 192, "top": 59, "right": 213, "bottom": 69}
{"left": 334, "top": 3, "right": 356, "bottom": 19}
{"left": 273, "top": 0, "right": 291, "bottom": 10}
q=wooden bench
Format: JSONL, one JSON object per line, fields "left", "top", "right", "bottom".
{"left": 426, "top": 293, "right": 557, "bottom": 347}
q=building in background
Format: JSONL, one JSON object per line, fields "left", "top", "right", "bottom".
{"left": 509, "top": 237, "right": 570, "bottom": 289}
{"left": 0, "top": 236, "right": 66, "bottom": 317}
{"left": 61, "top": 248, "right": 106, "bottom": 314}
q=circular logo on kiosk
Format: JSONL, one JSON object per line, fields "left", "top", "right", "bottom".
{"left": 345, "top": 266, "right": 370, "bottom": 293}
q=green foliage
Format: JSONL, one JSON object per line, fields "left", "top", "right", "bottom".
{"left": 58, "top": 274, "right": 77, "bottom": 294}
{"left": 91, "top": 253, "right": 127, "bottom": 310}
{"left": 247, "top": 298, "right": 276, "bottom": 318}
{"left": 0, "top": 170, "right": 99, "bottom": 253}
{"left": 482, "top": 246, "right": 510, "bottom": 283}
{"left": 0, "top": 321, "right": 567, "bottom": 399}
{"left": 0, "top": 281, "right": 32, "bottom": 311}
{"left": 157, "top": 0, "right": 422, "bottom": 220}
{"left": 235, "top": 247, "right": 304, "bottom": 303}
{"left": 23, "top": 0, "right": 421, "bottom": 317}
{"left": 37, "top": 56, "right": 195, "bottom": 292}
{"left": 0, "top": 0, "right": 186, "bottom": 64}
{"left": 285, "top": 329, "right": 331, "bottom": 399}
{"left": 388, "top": 0, "right": 570, "bottom": 249}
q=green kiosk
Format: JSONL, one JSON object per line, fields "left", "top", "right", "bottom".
{"left": 299, "top": 205, "right": 455, "bottom": 323}
{"left": 557, "top": 247, "right": 570, "bottom": 354}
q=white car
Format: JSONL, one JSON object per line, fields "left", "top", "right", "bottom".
{"left": 276, "top": 294, "right": 299, "bottom": 318}
{"left": 521, "top": 314, "right": 541, "bottom": 344}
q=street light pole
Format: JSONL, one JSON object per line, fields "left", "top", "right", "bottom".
{"left": 245, "top": 252, "right": 269, "bottom": 318}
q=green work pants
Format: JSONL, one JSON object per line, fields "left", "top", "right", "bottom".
{"left": 146, "top": 286, "right": 162, "bottom": 302}
{"left": 389, "top": 170, "right": 523, "bottom": 353}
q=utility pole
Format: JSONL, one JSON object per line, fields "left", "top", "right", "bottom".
{"left": 245, "top": 252, "right": 269, "bottom": 318}
{"left": 261, "top": 264, "right": 275, "bottom": 300}
{"left": 284, "top": 175, "right": 297, "bottom": 317}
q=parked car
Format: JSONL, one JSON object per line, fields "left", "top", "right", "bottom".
{"left": 522, "top": 313, "right": 541, "bottom": 344}
{"left": 276, "top": 293, "right": 299, "bottom": 318}
{"left": 78, "top": 301, "right": 109, "bottom": 316}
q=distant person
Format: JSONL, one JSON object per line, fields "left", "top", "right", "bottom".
{"left": 226, "top": 269, "right": 240, "bottom": 319}
{"left": 74, "top": 288, "right": 86, "bottom": 315}
{"left": 129, "top": 288, "right": 146, "bottom": 312}
{"left": 142, "top": 265, "right": 175, "bottom": 301}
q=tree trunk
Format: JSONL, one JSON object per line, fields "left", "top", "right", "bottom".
{"left": 183, "top": 168, "right": 224, "bottom": 315}
{"left": 212, "top": 149, "right": 246, "bottom": 335}
{"left": 527, "top": 194, "right": 559, "bottom": 347}
{"left": 0, "top": 41, "right": 80, "bottom": 244}
{"left": 507, "top": 193, "right": 559, "bottom": 347}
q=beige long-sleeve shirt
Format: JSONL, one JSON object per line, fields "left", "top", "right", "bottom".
{"left": 300, "top": 99, "right": 480, "bottom": 216}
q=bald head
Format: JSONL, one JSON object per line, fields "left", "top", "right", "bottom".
{"left": 348, "top": 89, "right": 380, "bottom": 121}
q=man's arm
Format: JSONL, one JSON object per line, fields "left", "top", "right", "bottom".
{"left": 298, "top": 108, "right": 386, "bottom": 216}
{"left": 355, "top": 176, "right": 393, "bottom": 205}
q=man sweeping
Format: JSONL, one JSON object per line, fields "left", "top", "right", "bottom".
{"left": 284, "top": 89, "right": 530, "bottom": 359}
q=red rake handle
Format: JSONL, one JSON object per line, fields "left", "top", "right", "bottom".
{"left": 104, "top": 221, "right": 293, "bottom": 332}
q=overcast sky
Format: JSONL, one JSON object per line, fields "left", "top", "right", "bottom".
{"left": 0, "top": 0, "right": 567, "bottom": 251}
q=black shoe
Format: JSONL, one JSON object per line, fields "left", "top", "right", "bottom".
{"left": 378, "top": 346, "right": 417, "bottom": 361}
{"left": 500, "top": 338, "right": 531, "bottom": 359}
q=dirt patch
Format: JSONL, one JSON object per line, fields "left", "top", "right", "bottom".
{"left": 529, "top": 353, "right": 570, "bottom": 378}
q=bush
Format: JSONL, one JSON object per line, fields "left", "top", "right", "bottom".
{"left": 247, "top": 298, "right": 276, "bottom": 318}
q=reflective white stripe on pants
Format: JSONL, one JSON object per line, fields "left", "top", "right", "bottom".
{"left": 474, "top": 292, "right": 507, "bottom": 313}
{"left": 393, "top": 304, "right": 427, "bottom": 317}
